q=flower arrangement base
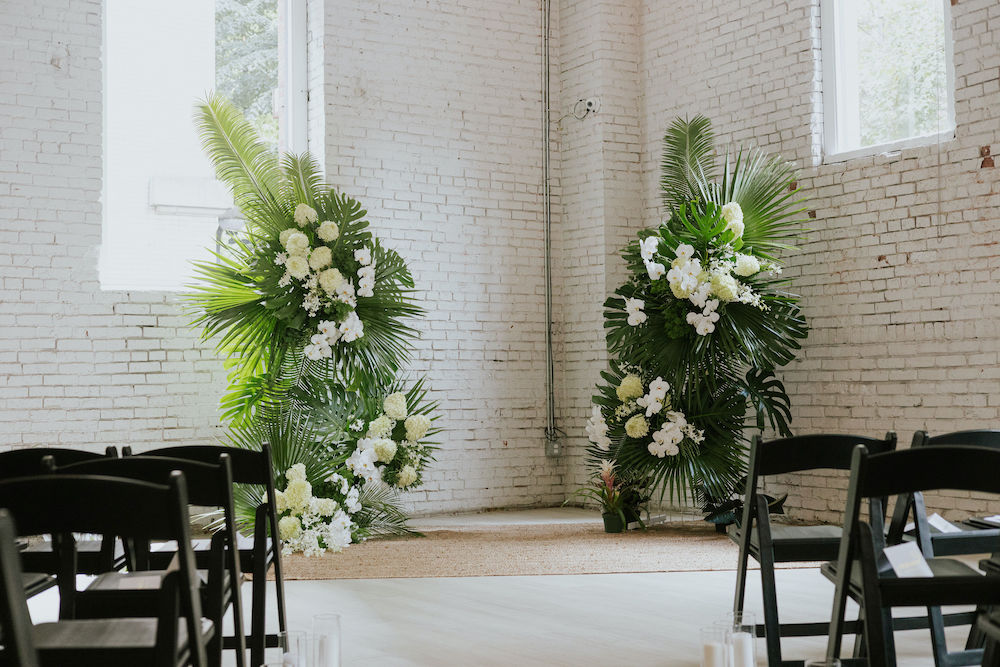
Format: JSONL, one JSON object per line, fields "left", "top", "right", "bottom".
{"left": 602, "top": 512, "right": 625, "bottom": 534}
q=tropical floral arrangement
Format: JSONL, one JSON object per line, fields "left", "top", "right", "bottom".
{"left": 586, "top": 116, "right": 809, "bottom": 507}
{"left": 187, "top": 94, "right": 438, "bottom": 551}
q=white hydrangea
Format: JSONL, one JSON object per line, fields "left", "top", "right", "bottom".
{"left": 308, "top": 246, "right": 333, "bottom": 271}
{"left": 734, "top": 253, "right": 761, "bottom": 277}
{"left": 284, "top": 479, "right": 312, "bottom": 511}
{"left": 286, "top": 463, "right": 307, "bottom": 482}
{"left": 286, "top": 256, "right": 310, "bottom": 280}
{"left": 311, "top": 497, "right": 338, "bottom": 517}
{"left": 318, "top": 268, "right": 344, "bottom": 294}
{"left": 278, "top": 515, "right": 302, "bottom": 540}
{"left": 317, "top": 220, "right": 339, "bottom": 242}
{"left": 283, "top": 231, "right": 310, "bottom": 256}
{"left": 367, "top": 415, "right": 393, "bottom": 438}
{"left": 395, "top": 464, "right": 418, "bottom": 488}
{"left": 710, "top": 272, "right": 740, "bottom": 302}
{"left": 383, "top": 392, "right": 408, "bottom": 420}
{"left": 294, "top": 203, "right": 318, "bottom": 227}
{"left": 373, "top": 438, "right": 398, "bottom": 463}
{"left": 404, "top": 414, "right": 431, "bottom": 441}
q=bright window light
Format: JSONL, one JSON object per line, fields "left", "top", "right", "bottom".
{"left": 821, "top": 0, "right": 954, "bottom": 161}
{"left": 100, "top": 0, "right": 286, "bottom": 291}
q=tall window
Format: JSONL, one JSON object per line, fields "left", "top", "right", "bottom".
{"left": 822, "top": 0, "right": 954, "bottom": 160}
{"left": 100, "top": 0, "right": 303, "bottom": 291}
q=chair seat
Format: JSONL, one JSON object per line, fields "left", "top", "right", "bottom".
{"left": 20, "top": 538, "right": 126, "bottom": 575}
{"left": 33, "top": 617, "right": 213, "bottom": 666}
{"left": 821, "top": 556, "right": 995, "bottom": 606}
{"left": 77, "top": 570, "right": 230, "bottom": 619}
{"left": 22, "top": 571, "right": 56, "bottom": 599}
{"left": 148, "top": 536, "right": 273, "bottom": 571}
{"left": 729, "top": 523, "right": 843, "bottom": 562}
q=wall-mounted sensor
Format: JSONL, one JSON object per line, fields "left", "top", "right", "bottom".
{"left": 584, "top": 97, "right": 601, "bottom": 113}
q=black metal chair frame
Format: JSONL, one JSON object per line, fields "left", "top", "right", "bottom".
{"left": 0, "top": 472, "right": 211, "bottom": 667}
{"left": 55, "top": 454, "right": 248, "bottom": 667}
{"left": 826, "top": 445, "right": 1000, "bottom": 667}
{"left": 733, "top": 432, "right": 897, "bottom": 666}
{"left": 126, "top": 444, "right": 287, "bottom": 667}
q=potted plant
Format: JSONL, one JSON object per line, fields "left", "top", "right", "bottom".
{"left": 568, "top": 460, "right": 628, "bottom": 533}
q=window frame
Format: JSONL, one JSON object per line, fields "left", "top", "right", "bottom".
{"left": 821, "top": 0, "right": 956, "bottom": 163}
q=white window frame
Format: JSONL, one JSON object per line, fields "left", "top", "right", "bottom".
{"left": 821, "top": 0, "right": 956, "bottom": 163}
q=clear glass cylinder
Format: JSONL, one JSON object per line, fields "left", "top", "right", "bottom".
{"left": 701, "top": 625, "right": 731, "bottom": 667}
{"left": 313, "top": 613, "right": 342, "bottom": 667}
{"left": 279, "top": 630, "right": 309, "bottom": 667}
{"left": 725, "top": 611, "right": 758, "bottom": 667}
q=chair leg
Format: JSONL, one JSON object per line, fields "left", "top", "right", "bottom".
{"left": 756, "top": 543, "right": 782, "bottom": 665}
{"left": 926, "top": 606, "right": 950, "bottom": 667}
{"left": 733, "top": 540, "right": 750, "bottom": 615}
{"left": 250, "top": 559, "right": 266, "bottom": 667}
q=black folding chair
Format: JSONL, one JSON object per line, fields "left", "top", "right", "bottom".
{"left": 0, "top": 447, "right": 124, "bottom": 576}
{"left": 126, "top": 444, "right": 286, "bottom": 666}
{"left": 978, "top": 611, "right": 1000, "bottom": 667}
{"left": 731, "top": 432, "right": 897, "bottom": 666}
{"left": 54, "top": 455, "right": 247, "bottom": 667}
{"left": 885, "top": 430, "right": 1000, "bottom": 665}
{"left": 826, "top": 445, "right": 1000, "bottom": 667}
{"left": 0, "top": 509, "right": 40, "bottom": 667}
{"left": 0, "top": 472, "right": 212, "bottom": 667}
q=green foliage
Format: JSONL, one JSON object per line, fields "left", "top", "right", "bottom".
{"left": 215, "top": 0, "right": 278, "bottom": 146}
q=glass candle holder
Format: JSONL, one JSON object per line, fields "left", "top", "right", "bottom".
{"left": 805, "top": 660, "right": 841, "bottom": 667}
{"left": 726, "top": 612, "right": 758, "bottom": 667}
{"left": 279, "top": 630, "right": 309, "bottom": 667}
{"left": 313, "top": 613, "right": 341, "bottom": 667}
{"left": 701, "top": 626, "right": 731, "bottom": 667}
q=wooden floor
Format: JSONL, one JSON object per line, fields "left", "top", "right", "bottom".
{"left": 27, "top": 565, "right": 972, "bottom": 666}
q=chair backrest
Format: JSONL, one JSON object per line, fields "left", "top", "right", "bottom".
{"left": 0, "top": 446, "right": 116, "bottom": 479}
{"left": 750, "top": 432, "right": 898, "bottom": 478}
{"left": 916, "top": 429, "right": 1000, "bottom": 449}
{"left": 887, "top": 430, "right": 1000, "bottom": 546}
{"left": 125, "top": 444, "right": 271, "bottom": 485}
{"left": 0, "top": 473, "right": 208, "bottom": 667}
{"left": 0, "top": 510, "right": 40, "bottom": 667}
{"left": 54, "top": 455, "right": 233, "bottom": 509}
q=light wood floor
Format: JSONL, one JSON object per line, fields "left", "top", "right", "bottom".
{"left": 260, "top": 568, "right": 968, "bottom": 666}
{"left": 27, "top": 567, "right": 971, "bottom": 665}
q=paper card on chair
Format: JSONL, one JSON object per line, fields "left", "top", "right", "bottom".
{"left": 926, "top": 513, "right": 961, "bottom": 534}
{"left": 883, "top": 541, "right": 934, "bottom": 578}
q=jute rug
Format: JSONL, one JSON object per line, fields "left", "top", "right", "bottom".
{"left": 274, "top": 521, "right": 818, "bottom": 580}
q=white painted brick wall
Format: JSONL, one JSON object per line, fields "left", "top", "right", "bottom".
{"left": 637, "top": 0, "right": 1000, "bottom": 522}
{"left": 0, "top": 0, "right": 230, "bottom": 453}
{"left": 313, "top": 0, "right": 571, "bottom": 513}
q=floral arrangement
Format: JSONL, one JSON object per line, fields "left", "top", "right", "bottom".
{"left": 275, "top": 464, "right": 359, "bottom": 556}
{"left": 588, "top": 371, "right": 704, "bottom": 460}
{"left": 587, "top": 116, "right": 809, "bottom": 504}
{"left": 344, "top": 388, "right": 436, "bottom": 491}
{"left": 188, "top": 95, "right": 436, "bottom": 549}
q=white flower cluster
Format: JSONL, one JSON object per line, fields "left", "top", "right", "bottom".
{"left": 624, "top": 297, "right": 647, "bottom": 327}
{"left": 648, "top": 410, "right": 703, "bottom": 458}
{"left": 279, "top": 203, "right": 374, "bottom": 360}
{"left": 274, "top": 463, "right": 355, "bottom": 557}
{"left": 586, "top": 405, "right": 611, "bottom": 451}
{"left": 638, "top": 203, "right": 769, "bottom": 336}
{"left": 345, "top": 392, "right": 431, "bottom": 490}
{"left": 355, "top": 247, "right": 375, "bottom": 298}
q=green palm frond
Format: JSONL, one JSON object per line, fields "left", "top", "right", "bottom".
{"left": 660, "top": 115, "right": 717, "bottom": 212}
{"left": 194, "top": 94, "right": 286, "bottom": 236}
{"left": 354, "top": 484, "right": 421, "bottom": 538}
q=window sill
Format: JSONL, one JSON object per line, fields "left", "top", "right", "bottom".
{"left": 823, "top": 129, "right": 956, "bottom": 165}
